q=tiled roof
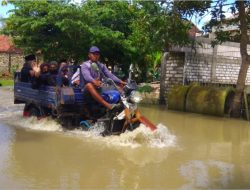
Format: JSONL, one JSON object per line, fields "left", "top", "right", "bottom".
{"left": 0, "top": 35, "right": 22, "bottom": 53}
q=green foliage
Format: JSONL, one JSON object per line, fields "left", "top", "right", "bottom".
{"left": 1, "top": 0, "right": 202, "bottom": 81}
{"left": 173, "top": 1, "right": 211, "bottom": 18}
{"left": 1, "top": 0, "right": 8, "bottom": 6}
{"left": 138, "top": 84, "right": 154, "bottom": 93}
{"left": 3, "top": 0, "right": 89, "bottom": 62}
{"left": 10, "top": 64, "right": 18, "bottom": 75}
{"left": 146, "top": 51, "right": 162, "bottom": 81}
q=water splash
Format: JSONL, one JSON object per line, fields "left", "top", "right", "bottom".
{"left": 4, "top": 112, "right": 176, "bottom": 149}
{"left": 55, "top": 122, "right": 177, "bottom": 149}
{"left": 0, "top": 105, "right": 23, "bottom": 119}
{"left": 0, "top": 87, "right": 176, "bottom": 149}
{"left": 66, "top": 123, "right": 177, "bottom": 166}
{"left": 104, "top": 123, "right": 177, "bottom": 148}
{"left": 10, "top": 116, "right": 62, "bottom": 132}
{"left": 64, "top": 122, "right": 106, "bottom": 141}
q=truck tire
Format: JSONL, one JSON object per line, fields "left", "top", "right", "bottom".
{"left": 28, "top": 106, "right": 42, "bottom": 117}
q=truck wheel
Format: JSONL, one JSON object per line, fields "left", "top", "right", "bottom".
{"left": 28, "top": 106, "right": 41, "bottom": 117}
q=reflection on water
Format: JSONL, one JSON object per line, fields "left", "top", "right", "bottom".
{"left": 179, "top": 160, "right": 234, "bottom": 189}
{"left": 1, "top": 88, "right": 250, "bottom": 189}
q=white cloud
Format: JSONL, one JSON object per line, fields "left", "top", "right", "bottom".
{"left": 71, "top": 0, "right": 82, "bottom": 5}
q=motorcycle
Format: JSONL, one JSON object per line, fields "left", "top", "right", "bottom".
{"left": 79, "top": 64, "right": 157, "bottom": 136}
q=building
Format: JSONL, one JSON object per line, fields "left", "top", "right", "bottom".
{"left": 207, "top": 10, "right": 250, "bottom": 42}
{"left": 188, "top": 23, "right": 202, "bottom": 39}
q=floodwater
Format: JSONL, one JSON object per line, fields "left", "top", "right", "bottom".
{"left": 0, "top": 87, "right": 250, "bottom": 189}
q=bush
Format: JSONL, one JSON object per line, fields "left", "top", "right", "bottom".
{"left": 138, "top": 84, "right": 154, "bottom": 93}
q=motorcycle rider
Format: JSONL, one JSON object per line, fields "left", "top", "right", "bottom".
{"left": 78, "top": 46, "right": 126, "bottom": 111}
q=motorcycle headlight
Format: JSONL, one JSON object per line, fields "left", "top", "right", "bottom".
{"left": 129, "top": 91, "right": 142, "bottom": 103}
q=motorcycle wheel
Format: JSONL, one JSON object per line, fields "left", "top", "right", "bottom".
{"left": 101, "top": 119, "right": 126, "bottom": 136}
{"left": 130, "top": 121, "right": 140, "bottom": 131}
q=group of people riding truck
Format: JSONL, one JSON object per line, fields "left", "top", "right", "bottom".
{"left": 20, "top": 46, "right": 127, "bottom": 112}
{"left": 21, "top": 55, "right": 68, "bottom": 87}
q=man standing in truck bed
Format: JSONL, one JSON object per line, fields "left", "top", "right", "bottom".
{"left": 20, "top": 54, "right": 40, "bottom": 83}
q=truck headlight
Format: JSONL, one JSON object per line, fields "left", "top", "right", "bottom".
{"left": 129, "top": 91, "right": 142, "bottom": 103}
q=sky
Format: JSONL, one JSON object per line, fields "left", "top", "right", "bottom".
{"left": 0, "top": 3, "right": 14, "bottom": 18}
{"left": 0, "top": 2, "right": 14, "bottom": 27}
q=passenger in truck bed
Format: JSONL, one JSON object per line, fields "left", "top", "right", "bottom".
{"left": 20, "top": 54, "right": 40, "bottom": 83}
{"left": 46, "top": 61, "right": 58, "bottom": 86}
{"left": 39, "top": 62, "right": 50, "bottom": 86}
{"left": 58, "top": 61, "right": 70, "bottom": 86}
{"left": 20, "top": 56, "right": 71, "bottom": 87}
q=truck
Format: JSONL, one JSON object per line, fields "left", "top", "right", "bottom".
{"left": 14, "top": 65, "right": 157, "bottom": 136}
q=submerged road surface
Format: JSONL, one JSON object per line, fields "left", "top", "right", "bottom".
{"left": 0, "top": 87, "right": 250, "bottom": 189}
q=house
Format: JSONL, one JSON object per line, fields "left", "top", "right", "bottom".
{"left": 188, "top": 23, "right": 202, "bottom": 39}
{"left": 0, "top": 35, "right": 24, "bottom": 75}
{"left": 207, "top": 10, "right": 250, "bottom": 42}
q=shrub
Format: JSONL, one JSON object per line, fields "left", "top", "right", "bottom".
{"left": 138, "top": 84, "right": 154, "bottom": 93}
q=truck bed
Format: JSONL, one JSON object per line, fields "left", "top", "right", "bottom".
{"left": 14, "top": 81, "right": 85, "bottom": 108}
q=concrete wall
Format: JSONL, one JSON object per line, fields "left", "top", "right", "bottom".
{"left": 160, "top": 37, "right": 250, "bottom": 104}
{"left": 0, "top": 52, "right": 24, "bottom": 75}
{"left": 184, "top": 54, "right": 243, "bottom": 84}
{"left": 160, "top": 52, "right": 185, "bottom": 104}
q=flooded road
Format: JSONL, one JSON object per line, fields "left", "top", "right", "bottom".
{"left": 0, "top": 87, "right": 250, "bottom": 189}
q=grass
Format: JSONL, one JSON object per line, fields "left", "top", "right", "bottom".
{"left": 0, "top": 79, "right": 14, "bottom": 86}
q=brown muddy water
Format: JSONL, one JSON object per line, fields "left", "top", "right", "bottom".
{"left": 0, "top": 87, "right": 250, "bottom": 189}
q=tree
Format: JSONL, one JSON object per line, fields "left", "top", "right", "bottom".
{"left": 145, "top": 51, "right": 162, "bottom": 81}
{"left": 1, "top": 0, "right": 199, "bottom": 81}
{"left": 126, "top": 1, "right": 195, "bottom": 81}
{"left": 2, "top": 0, "right": 91, "bottom": 62}
{"left": 80, "top": 0, "right": 136, "bottom": 71}
{"left": 204, "top": 0, "right": 250, "bottom": 117}
{"left": 1, "top": 0, "right": 137, "bottom": 65}
{"left": 230, "top": 1, "right": 250, "bottom": 117}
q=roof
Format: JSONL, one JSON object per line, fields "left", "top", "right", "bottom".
{"left": 188, "top": 25, "right": 202, "bottom": 38}
{"left": 0, "top": 35, "right": 22, "bottom": 53}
